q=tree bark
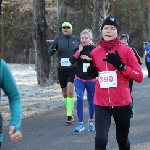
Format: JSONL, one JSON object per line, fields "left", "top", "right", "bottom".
{"left": 33, "top": 0, "right": 50, "bottom": 86}
{"left": 0, "top": 0, "right": 2, "bottom": 56}
{"left": 0, "top": 0, "right": 2, "bottom": 17}
{"left": 92, "top": 0, "right": 101, "bottom": 45}
{"left": 92, "top": 0, "right": 111, "bottom": 45}
{"left": 135, "top": 0, "right": 147, "bottom": 41}
{"left": 50, "top": 0, "right": 68, "bottom": 83}
{"left": 56, "top": 0, "right": 68, "bottom": 36}
{"left": 148, "top": 0, "right": 150, "bottom": 40}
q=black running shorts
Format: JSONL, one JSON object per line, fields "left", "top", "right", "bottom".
{"left": 58, "top": 67, "right": 76, "bottom": 88}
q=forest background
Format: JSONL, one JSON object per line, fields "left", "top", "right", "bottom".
{"left": 0, "top": 0, "right": 150, "bottom": 85}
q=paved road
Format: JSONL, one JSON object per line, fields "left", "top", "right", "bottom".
{"left": 1, "top": 77, "right": 150, "bottom": 150}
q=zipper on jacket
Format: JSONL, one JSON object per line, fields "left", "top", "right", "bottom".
{"left": 106, "top": 52, "right": 112, "bottom": 107}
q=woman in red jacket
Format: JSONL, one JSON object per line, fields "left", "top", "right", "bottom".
{"left": 87, "top": 15, "right": 143, "bottom": 150}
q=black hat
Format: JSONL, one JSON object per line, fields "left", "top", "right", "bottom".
{"left": 101, "top": 15, "right": 119, "bottom": 34}
{"left": 120, "top": 33, "right": 129, "bottom": 42}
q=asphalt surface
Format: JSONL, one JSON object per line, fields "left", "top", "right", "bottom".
{"left": 1, "top": 77, "right": 150, "bottom": 150}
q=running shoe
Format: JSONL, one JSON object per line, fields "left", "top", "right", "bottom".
{"left": 71, "top": 116, "right": 74, "bottom": 122}
{"left": 88, "top": 121, "right": 95, "bottom": 131}
{"left": 66, "top": 116, "right": 74, "bottom": 124}
{"left": 74, "top": 123, "right": 85, "bottom": 132}
{"left": 72, "top": 110, "right": 74, "bottom": 122}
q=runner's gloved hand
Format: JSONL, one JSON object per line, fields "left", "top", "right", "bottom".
{"left": 87, "top": 66, "right": 98, "bottom": 77}
{"left": 103, "top": 50, "right": 126, "bottom": 71}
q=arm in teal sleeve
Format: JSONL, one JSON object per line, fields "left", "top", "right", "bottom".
{"left": 1, "top": 60, "right": 22, "bottom": 131}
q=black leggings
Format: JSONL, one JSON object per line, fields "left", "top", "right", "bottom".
{"left": 147, "top": 62, "right": 150, "bottom": 77}
{"left": 129, "top": 79, "right": 133, "bottom": 107}
{"left": 145, "top": 57, "right": 148, "bottom": 70}
{"left": 95, "top": 105, "right": 132, "bottom": 150}
{"left": 129, "top": 79, "right": 133, "bottom": 94}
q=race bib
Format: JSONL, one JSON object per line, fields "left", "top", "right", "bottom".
{"left": 98, "top": 71, "right": 117, "bottom": 88}
{"left": 60, "top": 58, "right": 71, "bottom": 66}
{"left": 83, "top": 63, "right": 90, "bottom": 72}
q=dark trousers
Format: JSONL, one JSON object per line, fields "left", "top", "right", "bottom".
{"left": 147, "top": 62, "right": 150, "bottom": 77}
{"left": 129, "top": 79, "right": 133, "bottom": 107}
{"left": 95, "top": 105, "right": 132, "bottom": 150}
{"left": 145, "top": 57, "right": 148, "bottom": 70}
{"left": 129, "top": 79, "right": 133, "bottom": 94}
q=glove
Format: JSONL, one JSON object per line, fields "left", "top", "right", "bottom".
{"left": 87, "top": 66, "right": 98, "bottom": 78}
{"left": 104, "top": 50, "right": 126, "bottom": 71}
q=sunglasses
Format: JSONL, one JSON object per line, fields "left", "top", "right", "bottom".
{"left": 62, "top": 26, "right": 71, "bottom": 29}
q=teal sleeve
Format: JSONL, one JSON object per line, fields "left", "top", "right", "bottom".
{"left": 1, "top": 60, "right": 22, "bottom": 131}
{"left": 0, "top": 133, "right": 3, "bottom": 142}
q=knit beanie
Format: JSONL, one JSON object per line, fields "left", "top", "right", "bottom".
{"left": 120, "top": 33, "right": 129, "bottom": 43}
{"left": 62, "top": 22, "right": 72, "bottom": 30}
{"left": 101, "top": 15, "right": 119, "bottom": 34}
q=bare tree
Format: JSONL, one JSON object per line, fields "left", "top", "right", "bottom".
{"left": 92, "top": 0, "right": 101, "bottom": 44}
{"left": 92, "top": 0, "right": 111, "bottom": 44}
{"left": 49, "top": 0, "right": 68, "bottom": 83}
{"left": 0, "top": 0, "right": 2, "bottom": 16}
{"left": 0, "top": 0, "right": 2, "bottom": 56}
{"left": 56, "top": 0, "right": 67, "bottom": 36}
{"left": 0, "top": 0, "right": 34, "bottom": 63}
{"left": 33, "top": 0, "right": 50, "bottom": 85}
{"left": 148, "top": 0, "right": 150, "bottom": 40}
{"left": 135, "top": 0, "right": 147, "bottom": 41}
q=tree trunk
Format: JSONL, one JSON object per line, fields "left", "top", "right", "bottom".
{"left": 92, "top": 0, "right": 111, "bottom": 45}
{"left": 92, "top": 0, "right": 101, "bottom": 45}
{"left": 135, "top": 0, "right": 147, "bottom": 41}
{"left": 50, "top": 0, "right": 68, "bottom": 83}
{"left": 148, "top": 0, "right": 150, "bottom": 40}
{"left": 56, "top": 0, "right": 68, "bottom": 36}
{"left": 0, "top": 0, "right": 2, "bottom": 56}
{"left": 0, "top": 0, "right": 2, "bottom": 17}
{"left": 33, "top": 0, "right": 50, "bottom": 86}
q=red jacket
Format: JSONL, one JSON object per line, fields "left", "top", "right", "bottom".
{"left": 91, "top": 44, "right": 143, "bottom": 107}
